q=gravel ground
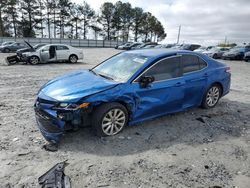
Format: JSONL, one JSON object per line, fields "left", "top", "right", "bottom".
{"left": 0, "top": 48, "right": 250, "bottom": 188}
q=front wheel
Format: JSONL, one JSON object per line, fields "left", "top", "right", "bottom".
{"left": 69, "top": 55, "right": 78, "bottom": 63}
{"left": 92, "top": 103, "right": 128, "bottom": 137}
{"left": 213, "top": 54, "right": 218, "bottom": 59}
{"left": 201, "top": 84, "right": 222, "bottom": 109}
{"left": 29, "top": 56, "right": 40, "bottom": 65}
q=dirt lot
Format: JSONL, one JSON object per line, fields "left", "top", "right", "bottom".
{"left": 0, "top": 48, "right": 250, "bottom": 188}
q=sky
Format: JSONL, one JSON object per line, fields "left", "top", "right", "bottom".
{"left": 72, "top": 0, "right": 250, "bottom": 45}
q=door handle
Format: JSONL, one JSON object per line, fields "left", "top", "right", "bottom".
{"left": 174, "top": 82, "right": 184, "bottom": 87}
{"left": 203, "top": 73, "right": 208, "bottom": 78}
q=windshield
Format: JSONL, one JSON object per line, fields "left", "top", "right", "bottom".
{"left": 198, "top": 46, "right": 207, "bottom": 50}
{"left": 2, "top": 42, "right": 13, "bottom": 46}
{"left": 92, "top": 53, "right": 149, "bottom": 82}
{"left": 34, "top": 44, "right": 45, "bottom": 50}
{"left": 229, "top": 47, "right": 242, "bottom": 52}
{"left": 180, "top": 45, "right": 190, "bottom": 50}
{"left": 209, "top": 47, "right": 221, "bottom": 52}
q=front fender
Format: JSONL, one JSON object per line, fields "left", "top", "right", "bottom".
{"left": 85, "top": 84, "right": 139, "bottom": 121}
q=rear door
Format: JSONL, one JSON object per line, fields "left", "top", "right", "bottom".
{"left": 180, "top": 54, "right": 208, "bottom": 108}
{"left": 131, "top": 56, "right": 185, "bottom": 122}
{"left": 56, "top": 45, "right": 70, "bottom": 60}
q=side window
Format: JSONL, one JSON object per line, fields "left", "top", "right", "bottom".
{"left": 181, "top": 55, "right": 200, "bottom": 74}
{"left": 56, "top": 45, "right": 69, "bottom": 50}
{"left": 144, "top": 57, "right": 180, "bottom": 81}
{"left": 41, "top": 46, "right": 50, "bottom": 52}
{"left": 199, "top": 58, "right": 207, "bottom": 69}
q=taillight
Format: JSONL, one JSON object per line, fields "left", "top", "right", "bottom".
{"left": 225, "top": 67, "right": 231, "bottom": 73}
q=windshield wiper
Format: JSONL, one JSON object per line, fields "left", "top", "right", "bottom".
{"left": 98, "top": 73, "right": 114, "bottom": 80}
{"left": 89, "top": 69, "right": 114, "bottom": 80}
{"left": 89, "top": 69, "right": 97, "bottom": 75}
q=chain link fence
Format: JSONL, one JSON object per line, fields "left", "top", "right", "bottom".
{"left": 0, "top": 37, "right": 123, "bottom": 48}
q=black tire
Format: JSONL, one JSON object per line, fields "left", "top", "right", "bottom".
{"left": 69, "top": 54, "right": 78, "bottom": 63}
{"left": 29, "top": 56, "right": 40, "bottom": 65}
{"left": 201, "top": 84, "right": 222, "bottom": 109}
{"left": 3, "top": 48, "right": 10, "bottom": 53}
{"left": 213, "top": 54, "right": 218, "bottom": 59}
{"left": 92, "top": 102, "right": 128, "bottom": 137}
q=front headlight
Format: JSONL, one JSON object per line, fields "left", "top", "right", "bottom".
{"left": 55, "top": 102, "right": 90, "bottom": 110}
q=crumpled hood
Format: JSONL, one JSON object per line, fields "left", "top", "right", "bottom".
{"left": 40, "top": 70, "right": 119, "bottom": 102}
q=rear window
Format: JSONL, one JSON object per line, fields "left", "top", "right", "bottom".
{"left": 56, "top": 45, "right": 69, "bottom": 50}
{"left": 181, "top": 55, "right": 207, "bottom": 73}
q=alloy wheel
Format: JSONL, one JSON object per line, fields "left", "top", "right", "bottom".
{"left": 102, "top": 108, "right": 126, "bottom": 136}
{"left": 206, "top": 86, "right": 220, "bottom": 107}
{"left": 30, "top": 57, "right": 39, "bottom": 64}
{"left": 70, "top": 56, "right": 77, "bottom": 63}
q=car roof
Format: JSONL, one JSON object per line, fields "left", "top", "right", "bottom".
{"left": 125, "top": 48, "right": 195, "bottom": 58}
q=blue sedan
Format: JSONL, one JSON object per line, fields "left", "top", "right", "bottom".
{"left": 34, "top": 49, "right": 231, "bottom": 143}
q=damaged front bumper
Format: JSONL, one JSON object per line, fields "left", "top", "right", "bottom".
{"left": 34, "top": 97, "right": 91, "bottom": 143}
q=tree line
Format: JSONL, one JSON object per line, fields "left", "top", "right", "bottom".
{"left": 0, "top": 0, "right": 166, "bottom": 42}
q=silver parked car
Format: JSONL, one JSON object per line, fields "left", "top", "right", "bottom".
{"left": 203, "top": 47, "right": 229, "bottom": 59}
{"left": 21, "top": 44, "right": 84, "bottom": 64}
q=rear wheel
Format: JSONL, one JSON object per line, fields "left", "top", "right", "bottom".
{"left": 201, "top": 84, "right": 222, "bottom": 109}
{"left": 69, "top": 55, "right": 78, "bottom": 63}
{"left": 29, "top": 56, "right": 40, "bottom": 65}
{"left": 3, "top": 48, "right": 10, "bottom": 53}
{"left": 92, "top": 103, "right": 128, "bottom": 137}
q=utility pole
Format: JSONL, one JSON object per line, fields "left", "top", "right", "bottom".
{"left": 224, "top": 36, "right": 227, "bottom": 44}
{"left": 177, "top": 25, "right": 181, "bottom": 44}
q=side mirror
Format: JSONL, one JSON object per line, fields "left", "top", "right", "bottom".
{"left": 139, "top": 76, "right": 155, "bottom": 88}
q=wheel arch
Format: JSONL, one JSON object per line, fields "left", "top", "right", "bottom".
{"left": 29, "top": 55, "right": 40, "bottom": 62}
{"left": 69, "top": 54, "right": 78, "bottom": 59}
{"left": 92, "top": 100, "right": 132, "bottom": 119}
{"left": 209, "top": 81, "right": 224, "bottom": 97}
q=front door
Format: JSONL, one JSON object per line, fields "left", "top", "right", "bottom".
{"left": 131, "top": 56, "right": 185, "bottom": 123}
{"left": 40, "top": 45, "right": 57, "bottom": 63}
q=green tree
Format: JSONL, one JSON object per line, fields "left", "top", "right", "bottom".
{"left": 3, "top": 0, "right": 19, "bottom": 37}
{"left": 70, "top": 3, "right": 82, "bottom": 39}
{"left": 99, "top": 2, "right": 115, "bottom": 40}
{"left": 43, "top": 0, "right": 53, "bottom": 38}
{"left": 78, "top": 1, "right": 95, "bottom": 39}
{"left": 131, "top": 7, "right": 144, "bottom": 42}
{"left": 90, "top": 14, "right": 102, "bottom": 40}
{"left": 20, "top": 0, "right": 42, "bottom": 37}
{"left": 0, "top": 0, "right": 8, "bottom": 37}
{"left": 38, "top": 0, "right": 45, "bottom": 37}
{"left": 58, "top": 0, "right": 72, "bottom": 38}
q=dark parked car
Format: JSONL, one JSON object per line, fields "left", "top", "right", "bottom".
{"left": 0, "top": 41, "right": 15, "bottom": 47}
{"left": 117, "top": 42, "right": 133, "bottom": 50}
{"left": 194, "top": 46, "right": 215, "bottom": 53}
{"left": 0, "top": 42, "right": 28, "bottom": 53}
{"left": 244, "top": 51, "right": 250, "bottom": 62}
{"left": 143, "top": 44, "right": 157, "bottom": 49}
{"left": 202, "top": 47, "right": 229, "bottom": 59}
{"left": 222, "top": 46, "right": 250, "bottom": 60}
{"left": 34, "top": 49, "right": 231, "bottom": 143}
{"left": 115, "top": 42, "right": 126, "bottom": 49}
{"left": 131, "top": 42, "right": 158, "bottom": 50}
{"left": 122, "top": 42, "right": 142, "bottom": 50}
{"left": 179, "top": 44, "right": 201, "bottom": 51}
